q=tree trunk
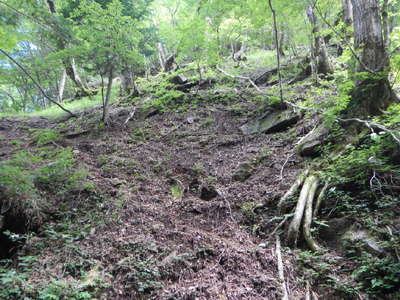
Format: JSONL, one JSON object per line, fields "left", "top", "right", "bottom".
{"left": 307, "top": 5, "right": 333, "bottom": 76}
{"left": 102, "top": 66, "right": 114, "bottom": 124}
{"left": 157, "top": 43, "right": 167, "bottom": 71}
{"left": 278, "top": 31, "right": 285, "bottom": 57}
{"left": 58, "top": 69, "right": 67, "bottom": 102}
{"left": 342, "top": 0, "right": 353, "bottom": 26}
{"left": 268, "top": 0, "right": 284, "bottom": 103}
{"left": 382, "top": 0, "right": 390, "bottom": 50}
{"left": 46, "top": 0, "right": 88, "bottom": 94}
{"left": 65, "top": 58, "right": 88, "bottom": 94}
{"left": 121, "top": 68, "right": 138, "bottom": 97}
{"left": 348, "top": 0, "right": 397, "bottom": 117}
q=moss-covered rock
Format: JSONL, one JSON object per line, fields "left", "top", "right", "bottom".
{"left": 240, "top": 109, "right": 300, "bottom": 135}
{"left": 297, "top": 125, "right": 329, "bottom": 157}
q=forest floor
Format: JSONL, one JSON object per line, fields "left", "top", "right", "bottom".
{"left": 0, "top": 92, "right": 313, "bottom": 299}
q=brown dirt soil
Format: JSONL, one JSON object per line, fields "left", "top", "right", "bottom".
{"left": 0, "top": 101, "right": 309, "bottom": 299}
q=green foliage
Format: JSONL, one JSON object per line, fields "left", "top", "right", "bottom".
{"left": 0, "top": 255, "right": 107, "bottom": 300}
{"left": 377, "top": 103, "right": 400, "bottom": 126}
{"left": 32, "top": 129, "right": 60, "bottom": 146}
{"left": 170, "top": 184, "right": 184, "bottom": 200}
{"left": 0, "top": 257, "right": 34, "bottom": 300}
{"left": 72, "top": 0, "right": 144, "bottom": 74}
{"left": 324, "top": 135, "right": 400, "bottom": 188}
{"left": 353, "top": 253, "right": 400, "bottom": 295}
{"left": 0, "top": 147, "right": 91, "bottom": 226}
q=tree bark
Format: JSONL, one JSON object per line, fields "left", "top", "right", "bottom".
{"left": 58, "top": 69, "right": 67, "bottom": 102}
{"left": 121, "top": 68, "right": 139, "bottom": 97}
{"left": 157, "top": 42, "right": 167, "bottom": 71}
{"left": 278, "top": 31, "right": 285, "bottom": 57}
{"left": 287, "top": 175, "right": 319, "bottom": 247}
{"left": 268, "top": 0, "right": 284, "bottom": 103}
{"left": 342, "top": 0, "right": 353, "bottom": 26}
{"left": 382, "top": 0, "right": 390, "bottom": 50}
{"left": 102, "top": 66, "right": 114, "bottom": 124}
{"left": 307, "top": 5, "right": 333, "bottom": 76}
{"left": 348, "top": 0, "right": 397, "bottom": 117}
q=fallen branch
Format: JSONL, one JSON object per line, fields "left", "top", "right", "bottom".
{"left": 269, "top": 215, "right": 290, "bottom": 238}
{"left": 0, "top": 48, "right": 76, "bottom": 117}
{"left": 275, "top": 235, "right": 289, "bottom": 300}
{"left": 279, "top": 153, "right": 295, "bottom": 181}
{"left": 338, "top": 118, "right": 400, "bottom": 145}
{"left": 216, "top": 66, "right": 266, "bottom": 94}
{"left": 123, "top": 106, "right": 137, "bottom": 126}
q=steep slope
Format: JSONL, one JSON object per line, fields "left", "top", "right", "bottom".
{"left": 0, "top": 96, "right": 307, "bottom": 299}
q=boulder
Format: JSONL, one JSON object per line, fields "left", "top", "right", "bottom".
{"left": 170, "top": 75, "right": 188, "bottom": 85}
{"left": 341, "top": 228, "right": 385, "bottom": 256}
{"left": 297, "top": 125, "right": 329, "bottom": 157}
{"left": 240, "top": 110, "right": 300, "bottom": 135}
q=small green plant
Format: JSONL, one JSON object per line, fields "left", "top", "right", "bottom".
{"left": 0, "top": 255, "right": 108, "bottom": 300}
{"left": 170, "top": 184, "right": 184, "bottom": 200}
{"left": 9, "top": 140, "right": 22, "bottom": 146}
{"left": 32, "top": 129, "right": 60, "bottom": 146}
{"left": 0, "top": 147, "right": 92, "bottom": 227}
{"left": 353, "top": 252, "right": 400, "bottom": 295}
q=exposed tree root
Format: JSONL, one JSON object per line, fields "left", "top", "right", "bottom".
{"left": 313, "top": 182, "right": 329, "bottom": 217}
{"left": 284, "top": 172, "right": 326, "bottom": 251}
{"left": 287, "top": 175, "right": 319, "bottom": 247}
{"left": 303, "top": 177, "right": 322, "bottom": 251}
{"left": 277, "top": 168, "right": 310, "bottom": 212}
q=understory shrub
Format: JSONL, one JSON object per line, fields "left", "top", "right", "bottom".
{"left": 0, "top": 147, "right": 91, "bottom": 227}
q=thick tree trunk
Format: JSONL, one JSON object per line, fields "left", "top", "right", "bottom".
{"left": 121, "top": 68, "right": 139, "bottom": 97}
{"left": 348, "top": 0, "right": 396, "bottom": 117}
{"left": 64, "top": 58, "right": 87, "bottom": 93}
{"left": 307, "top": 5, "right": 333, "bottom": 75}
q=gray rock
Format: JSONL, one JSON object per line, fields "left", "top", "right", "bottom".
{"left": 297, "top": 125, "right": 329, "bottom": 157}
{"left": 240, "top": 110, "right": 300, "bottom": 135}
{"left": 170, "top": 75, "right": 188, "bottom": 85}
{"left": 341, "top": 228, "right": 385, "bottom": 256}
{"left": 258, "top": 242, "right": 268, "bottom": 248}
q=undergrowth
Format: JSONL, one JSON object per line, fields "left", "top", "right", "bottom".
{"left": 0, "top": 146, "right": 92, "bottom": 227}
